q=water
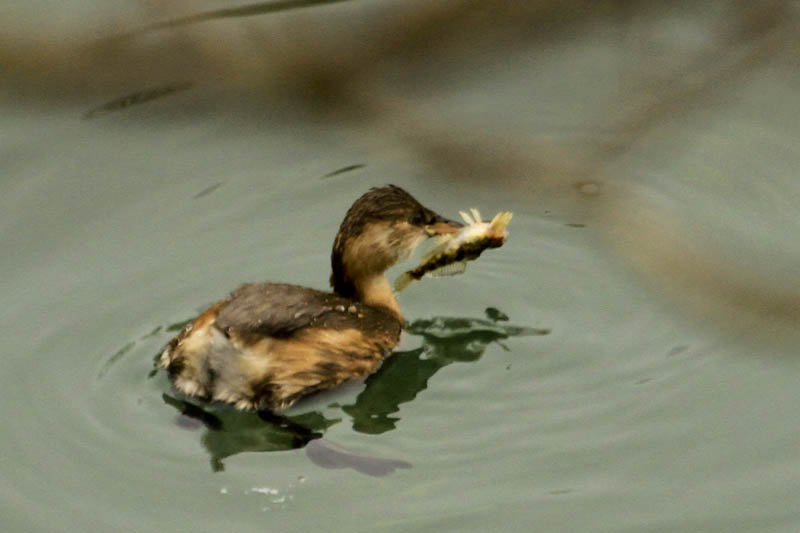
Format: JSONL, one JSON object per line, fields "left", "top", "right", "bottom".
{"left": 3, "top": 2, "right": 800, "bottom": 532}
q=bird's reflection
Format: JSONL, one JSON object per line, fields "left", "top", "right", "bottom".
{"left": 342, "top": 312, "right": 549, "bottom": 434}
{"left": 162, "top": 393, "right": 335, "bottom": 471}
{"left": 160, "top": 308, "right": 548, "bottom": 473}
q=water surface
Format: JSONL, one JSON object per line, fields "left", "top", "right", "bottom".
{"left": 3, "top": 1, "right": 800, "bottom": 532}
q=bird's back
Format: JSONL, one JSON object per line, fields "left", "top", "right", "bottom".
{"left": 159, "top": 282, "right": 402, "bottom": 411}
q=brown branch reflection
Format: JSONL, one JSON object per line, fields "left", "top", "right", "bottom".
{"left": 6, "top": 0, "right": 799, "bottom": 338}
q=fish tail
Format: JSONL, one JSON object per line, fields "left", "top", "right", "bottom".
{"left": 488, "top": 211, "right": 513, "bottom": 236}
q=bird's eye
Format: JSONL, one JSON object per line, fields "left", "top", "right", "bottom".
{"left": 410, "top": 212, "right": 426, "bottom": 226}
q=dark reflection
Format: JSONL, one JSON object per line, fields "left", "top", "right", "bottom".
{"left": 98, "top": 341, "right": 134, "bottom": 379}
{"left": 321, "top": 164, "right": 366, "bottom": 179}
{"left": 163, "top": 393, "right": 223, "bottom": 431}
{"left": 484, "top": 307, "right": 509, "bottom": 322}
{"left": 157, "top": 308, "right": 548, "bottom": 473}
{"left": 166, "top": 320, "right": 191, "bottom": 332}
{"left": 132, "top": 0, "right": 351, "bottom": 35}
{"left": 342, "top": 311, "right": 550, "bottom": 434}
{"left": 162, "top": 393, "right": 335, "bottom": 472}
{"left": 193, "top": 183, "right": 223, "bottom": 199}
{"left": 304, "top": 439, "right": 411, "bottom": 476}
{"left": 82, "top": 82, "right": 192, "bottom": 119}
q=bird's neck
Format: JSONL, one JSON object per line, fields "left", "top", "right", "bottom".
{"left": 354, "top": 274, "right": 403, "bottom": 323}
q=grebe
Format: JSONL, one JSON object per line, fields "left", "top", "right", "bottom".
{"left": 158, "top": 185, "right": 462, "bottom": 412}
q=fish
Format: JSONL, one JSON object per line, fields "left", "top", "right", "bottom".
{"left": 394, "top": 208, "right": 512, "bottom": 292}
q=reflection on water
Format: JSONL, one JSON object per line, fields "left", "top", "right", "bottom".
{"left": 304, "top": 440, "right": 412, "bottom": 477}
{"left": 193, "top": 182, "right": 224, "bottom": 199}
{"left": 156, "top": 308, "right": 548, "bottom": 473}
{"left": 320, "top": 164, "right": 366, "bottom": 179}
{"left": 343, "top": 310, "right": 550, "bottom": 434}
{"left": 162, "top": 394, "right": 336, "bottom": 472}
{"left": 129, "top": 0, "right": 351, "bottom": 35}
{"left": 83, "top": 82, "right": 193, "bottom": 119}
{"left": 4, "top": 0, "right": 800, "bottom": 528}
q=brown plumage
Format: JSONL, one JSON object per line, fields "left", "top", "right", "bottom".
{"left": 158, "top": 185, "right": 461, "bottom": 412}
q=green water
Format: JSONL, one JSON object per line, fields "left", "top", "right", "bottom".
{"left": 3, "top": 2, "right": 800, "bottom": 532}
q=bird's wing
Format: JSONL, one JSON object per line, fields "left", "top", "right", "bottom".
{"left": 215, "top": 283, "right": 347, "bottom": 338}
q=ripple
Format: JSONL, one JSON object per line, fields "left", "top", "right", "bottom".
{"left": 94, "top": 308, "right": 547, "bottom": 473}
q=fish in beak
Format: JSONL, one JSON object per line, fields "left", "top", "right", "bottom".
{"left": 424, "top": 214, "right": 463, "bottom": 236}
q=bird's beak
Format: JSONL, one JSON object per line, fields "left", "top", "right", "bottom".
{"left": 425, "top": 215, "right": 463, "bottom": 236}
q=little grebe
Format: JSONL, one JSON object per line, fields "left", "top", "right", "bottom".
{"left": 159, "top": 185, "right": 462, "bottom": 411}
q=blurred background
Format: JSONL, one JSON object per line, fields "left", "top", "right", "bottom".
{"left": 2, "top": 1, "right": 800, "bottom": 531}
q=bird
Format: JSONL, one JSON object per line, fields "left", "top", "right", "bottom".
{"left": 158, "top": 185, "right": 462, "bottom": 412}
